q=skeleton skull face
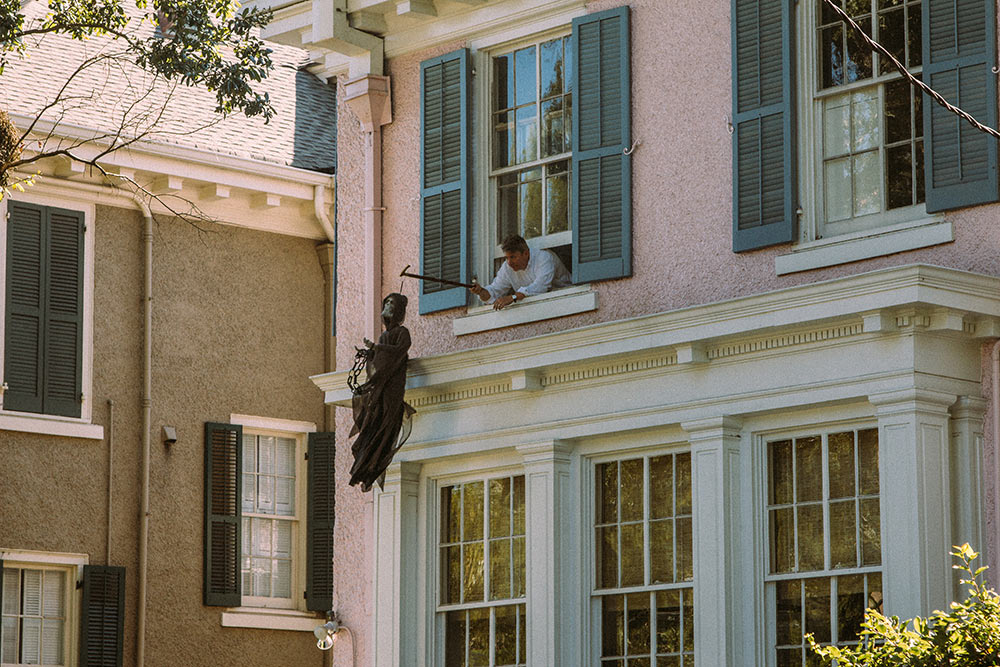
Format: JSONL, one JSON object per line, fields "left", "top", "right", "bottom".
{"left": 381, "top": 293, "right": 408, "bottom": 326}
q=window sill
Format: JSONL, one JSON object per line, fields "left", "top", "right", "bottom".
{"left": 775, "top": 217, "right": 953, "bottom": 275}
{"left": 453, "top": 286, "right": 598, "bottom": 336}
{"left": 221, "top": 607, "right": 321, "bottom": 631}
{"left": 0, "top": 411, "right": 103, "bottom": 440}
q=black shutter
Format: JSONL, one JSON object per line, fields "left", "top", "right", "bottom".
{"left": 571, "top": 6, "right": 633, "bottom": 283}
{"left": 419, "top": 48, "right": 470, "bottom": 314}
{"left": 923, "top": 0, "right": 999, "bottom": 211}
{"left": 4, "top": 201, "right": 45, "bottom": 413}
{"left": 306, "top": 431, "right": 336, "bottom": 612}
{"left": 731, "top": 0, "right": 796, "bottom": 252}
{"left": 79, "top": 565, "right": 125, "bottom": 667}
{"left": 3, "top": 201, "right": 83, "bottom": 417}
{"left": 204, "top": 422, "right": 242, "bottom": 606}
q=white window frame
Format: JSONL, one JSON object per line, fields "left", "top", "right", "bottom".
{"left": 220, "top": 414, "right": 319, "bottom": 632}
{"left": 756, "top": 423, "right": 883, "bottom": 667}
{"left": 431, "top": 466, "right": 528, "bottom": 667}
{"left": 0, "top": 194, "right": 100, "bottom": 440}
{"left": 778, "top": 0, "right": 951, "bottom": 275}
{"left": 0, "top": 550, "right": 86, "bottom": 667}
{"left": 586, "top": 446, "right": 696, "bottom": 666}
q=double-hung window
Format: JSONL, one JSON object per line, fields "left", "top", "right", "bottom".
{"left": 593, "top": 452, "right": 695, "bottom": 666}
{"left": 803, "top": 0, "right": 926, "bottom": 239}
{"left": 418, "top": 7, "right": 632, "bottom": 315}
{"left": 490, "top": 34, "right": 573, "bottom": 273}
{"left": 764, "top": 428, "right": 882, "bottom": 666}
{"left": 2, "top": 565, "right": 69, "bottom": 665}
{"left": 438, "top": 474, "right": 527, "bottom": 666}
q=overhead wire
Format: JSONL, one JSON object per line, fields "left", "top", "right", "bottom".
{"left": 821, "top": 0, "right": 1000, "bottom": 141}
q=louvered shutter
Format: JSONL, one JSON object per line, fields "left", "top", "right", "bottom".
{"left": 79, "top": 565, "right": 125, "bottom": 667}
{"left": 204, "top": 422, "right": 242, "bottom": 606}
{"left": 306, "top": 431, "right": 335, "bottom": 612}
{"left": 731, "top": 0, "right": 796, "bottom": 252}
{"left": 4, "top": 202, "right": 45, "bottom": 413}
{"left": 571, "top": 6, "right": 632, "bottom": 283}
{"left": 3, "top": 201, "right": 83, "bottom": 417}
{"left": 923, "top": 0, "right": 999, "bottom": 211}
{"left": 419, "top": 49, "right": 470, "bottom": 314}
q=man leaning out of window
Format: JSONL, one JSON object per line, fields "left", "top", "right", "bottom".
{"left": 469, "top": 235, "right": 572, "bottom": 310}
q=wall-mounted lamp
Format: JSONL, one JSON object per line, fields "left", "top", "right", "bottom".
{"left": 161, "top": 425, "right": 177, "bottom": 446}
{"left": 313, "top": 613, "right": 341, "bottom": 651}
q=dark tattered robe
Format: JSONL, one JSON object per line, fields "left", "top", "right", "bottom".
{"left": 349, "top": 324, "right": 415, "bottom": 491}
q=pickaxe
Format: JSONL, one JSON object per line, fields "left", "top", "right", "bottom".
{"left": 399, "top": 264, "right": 477, "bottom": 289}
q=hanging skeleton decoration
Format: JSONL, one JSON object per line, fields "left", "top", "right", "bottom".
{"left": 347, "top": 292, "right": 416, "bottom": 491}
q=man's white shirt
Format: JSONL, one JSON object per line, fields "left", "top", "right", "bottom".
{"left": 481, "top": 249, "right": 572, "bottom": 303}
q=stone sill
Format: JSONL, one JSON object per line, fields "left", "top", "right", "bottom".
{"left": 221, "top": 607, "right": 321, "bottom": 632}
{"left": 0, "top": 411, "right": 103, "bottom": 440}
{"left": 453, "top": 286, "right": 598, "bottom": 336}
{"left": 775, "top": 218, "right": 953, "bottom": 275}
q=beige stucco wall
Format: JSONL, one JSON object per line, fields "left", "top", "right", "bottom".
{"left": 1, "top": 203, "right": 328, "bottom": 666}
{"left": 328, "top": 0, "right": 1000, "bottom": 662}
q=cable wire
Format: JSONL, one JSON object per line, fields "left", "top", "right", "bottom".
{"left": 821, "top": 0, "right": 1000, "bottom": 141}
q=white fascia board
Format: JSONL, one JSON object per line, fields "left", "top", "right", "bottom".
{"left": 10, "top": 114, "right": 334, "bottom": 197}
{"left": 312, "top": 264, "right": 1000, "bottom": 405}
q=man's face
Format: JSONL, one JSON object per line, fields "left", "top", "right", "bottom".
{"left": 504, "top": 249, "right": 530, "bottom": 271}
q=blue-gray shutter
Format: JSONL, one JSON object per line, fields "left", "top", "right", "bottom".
{"left": 306, "top": 431, "right": 335, "bottom": 612}
{"left": 43, "top": 207, "right": 84, "bottom": 417}
{"left": 420, "top": 49, "right": 470, "bottom": 314}
{"left": 731, "top": 0, "right": 795, "bottom": 252}
{"left": 79, "top": 565, "right": 125, "bottom": 667}
{"left": 923, "top": 0, "right": 999, "bottom": 211}
{"left": 204, "top": 422, "right": 242, "bottom": 606}
{"left": 571, "top": 6, "right": 632, "bottom": 283}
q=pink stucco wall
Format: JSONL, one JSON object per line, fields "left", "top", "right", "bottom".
{"left": 330, "top": 0, "right": 1000, "bottom": 659}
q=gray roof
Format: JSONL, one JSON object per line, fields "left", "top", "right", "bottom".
{"left": 2, "top": 2, "right": 336, "bottom": 173}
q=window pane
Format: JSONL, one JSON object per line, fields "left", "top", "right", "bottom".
{"left": 820, "top": 24, "right": 845, "bottom": 88}
{"left": 907, "top": 3, "right": 922, "bottom": 67}
{"left": 512, "top": 536, "right": 526, "bottom": 598}
{"left": 853, "top": 150, "right": 881, "bottom": 216}
{"left": 804, "top": 578, "right": 832, "bottom": 643}
{"left": 494, "top": 111, "right": 515, "bottom": 169}
{"left": 796, "top": 437, "right": 822, "bottom": 503}
{"left": 598, "top": 525, "right": 619, "bottom": 588}
{"left": 676, "top": 517, "right": 693, "bottom": 582}
{"left": 770, "top": 507, "right": 795, "bottom": 574}
{"left": 512, "top": 476, "right": 525, "bottom": 535}
{"left": 620, "top": 523, "right": 644, "bottom": 587}
{"left": 852, "top": 91, "right": 879, "bottom": 153}
{"left": 443, "top": 545, "right": 461, "bottom": 604}
{"left": 442, "top": 486, "right": 462, "bottom": 543}
{"left": 886, "top": 144, "right": 913, "bottom": 209}
{"left": 463, "top": 542, "right": 485, "bottom": 602}
{"left": 514, "top": 46, "right": 536, "bottom": 106}
{"left": 42, "top": 571, "right": 63, "bottom": 618}
{"left": 519, "top": 176, "right": 542, "bottom": 239}
{"left": 620, "top": 458, "right": 643, "bottom": 522}
{"left": 877, "top": 7, "right": 905, "bottom": 75}
{"left": 884, "top": 79, "right": 911, "bottom": 144}
{"left": 495, "top": 605, "right": 518, "bottom": 665}
{"left": 858, "top": 429, "right": 879, "bottom": 495}
{"left": 655, "top": 589, "right": 681, "bottom": 653}
{"left": 676, "top": 454, "right": 692, "bottom": 514}
{"left": 22, "top": 569, "right": 41, "bottom": 615}
{"left": 541, "top": 37, "right": 565, "bottom": 98}
{"left": 602, "top": 595, "right": 625, "bottom": 658}
{"left": 650, "top": 519, "right": 674, "bottom": 584}
{"left": 469, "top": 607, "right": 490, "bottom": 666}
{"left": 824, "top": 157, "right": 853, "bottom": 221}
{"left": 445, "top": 611, "right": 466, "bottom": 667}
{"left": 650, "top": 455, "right": 674, "bottom": 519}
{"left": 273, "top": 559, "right": 291, "bottom": 598}
{"left": 546, "top": 168, "right": 569, "bottom": 233}
{"left": 626, "top": 593, "right": 650, "bottom": 655}
{"left": 861, "top": 498, "right": 882, "bottom": 565}
{"left": 827, "top": 431, "right": 855, "bottom": 499}
{"left": 597, "top": 462, "right": 619, "bottom": 524}
{"left": 2, "top": 568, "right": 19, "bottom": 615}
{"left": 775, "top": 579, "right": 802, "bottom": 646}
{"left": 838, "top": 574, "right": 866, "bottom": 641}
{"left": 21, "top": 617, "right": 41, "bottom": 664}
{"left": 541, "top": 97, "right": 565, "bottom": 156}
{"left": 490, "top": 539, "right": 511, "bottom": 600}
{"left": 2, "top": 616, "right": 17, "bottom": 664}
{"left": 798, "top": 504, "right": 824, "bottom": 571}
{"left": 824, "top": 95, "right": 852, "bottom": 158}
{"left": 494, "top": 53, "right": 514, "bottom": 110}
{"left": 464, "top": 482, "right": 484, "bottom": 541}
{"left": 829, "top": 499, "right": 858, "bottom": 568}
{"left": 490, "top": 477, "right": 511, "bottom": 538}
{"left": 769, "top": 440, "right": 794, "bottom": 505}
{"left": 845, "top": 17, "right": 873, "bottom": 81}
{"left": 276, "top": 437, "right": 295, "bottom": 475}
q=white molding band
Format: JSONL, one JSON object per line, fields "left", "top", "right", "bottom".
{"left": 0, "top": 550, "right": 89, "bottom": 566}
{"left": 0, "top": 414, "right": 104, "bottom": 440}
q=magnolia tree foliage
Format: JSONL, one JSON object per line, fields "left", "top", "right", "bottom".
{"left": 0, "top": 0, "right": 275, "bottom": 200}
{"left": 809, "top": 544, "right": 1000, "bottom": 666}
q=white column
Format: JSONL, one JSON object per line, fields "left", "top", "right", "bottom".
{"left": 681, "top": 416, "right": 742, "bottom": 667}
{"left": 372, "top": 461, "right": 421, "bottom": 667}
{"left": 516, "top": 440, "right": 577, "bottom": 667}
{"left": 950, "top": 396, "right": 987, "bottom": 596}
{"left": 869, "top": 388, "right": 956, "bottom": 619}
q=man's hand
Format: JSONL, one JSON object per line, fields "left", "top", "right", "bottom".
{"left": 469, "top": 284, "right": 490, "bottom": 301}
{"left": 493, "top": 292, "right": 524, "bottom": 310}
{"left": 363, "top": 338, "right": 375, "bottom": 349}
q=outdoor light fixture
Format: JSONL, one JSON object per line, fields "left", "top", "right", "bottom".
{"left": 313, "top": 613, "right": 341, "bottom": 651}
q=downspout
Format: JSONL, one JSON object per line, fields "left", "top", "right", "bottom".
{"left": 314, "top": 182, "right": 337, "bottom": 432}
{"left": 106, "top": 399, "right": 114, "bottom": 564}
{"left": 344, "top": 76, "right": 392, "bottom": 342}
{"left": 131, "top": 192, "right": 153, "bottom": 667}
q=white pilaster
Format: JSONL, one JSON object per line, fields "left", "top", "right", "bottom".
{"left": 950, "top": 396, "right": 987, "bottom": 595}
{"left": 372, "top": 461, "right": 421, "bottom": 667}
{"left": 869, "top": 388, "right": 956, "bottom": 618}
{"left": 681, "top": 416, "right": 742, "bottom": 667}
{"left": 516, "top": 440, "right": 577, "bottom": 667}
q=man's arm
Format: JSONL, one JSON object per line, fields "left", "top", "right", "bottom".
{"left": 471, "top": 263, "right": 513, "bottom": 303}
